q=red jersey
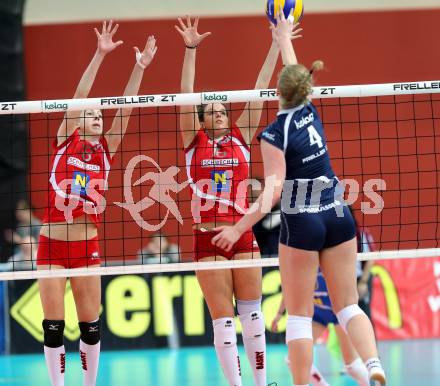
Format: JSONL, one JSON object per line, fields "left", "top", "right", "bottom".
{"left": 184, "top": 125, "right": 250, "bottom": 224}
{"left": 43, "top": 129, "right": 112, "bottom": 226}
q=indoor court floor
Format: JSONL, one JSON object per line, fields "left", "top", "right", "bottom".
{"left": 0, "top": 340, "right": 438, "bottom": 385}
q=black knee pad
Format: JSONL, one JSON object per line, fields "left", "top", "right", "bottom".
{"left": 79, "top": 319, "right": 100, "bottom": 345}
{"left": 42, "top": 319, "right": 65, "bottom": 348}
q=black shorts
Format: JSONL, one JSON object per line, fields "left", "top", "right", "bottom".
{"left": 280, "top": 204, "right": 356, "bottom": 251}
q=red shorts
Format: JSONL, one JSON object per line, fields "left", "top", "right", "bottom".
{"left": 193, "top": 229, "right": 260, "bottom": 261}
{"left": 36, "top": 235, "right": 101, "bottom": 268}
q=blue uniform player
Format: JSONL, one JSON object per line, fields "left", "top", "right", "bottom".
{"left": 213, "top": 11, "right": 386, "bottom": 386}
{"left": 259, "top": 102, "right": 355, "bottom": 251}
{"left": 313, "top": 270, "right": 338, "bottom": 325}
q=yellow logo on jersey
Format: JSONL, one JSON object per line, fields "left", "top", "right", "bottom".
{"left": 211, "top": 170, "right": 230, "bottom": 193}
{"left": 75, "top": 173, "right": 87, "bottom": 187}
{"left": 313, "top": 297, "right": 323, "bottom": 306}
{"left": 214, "top": 172, "right": 226, "bottom": 185}
{"left": 72, "top": 171, "right": 89, "bottom": 195}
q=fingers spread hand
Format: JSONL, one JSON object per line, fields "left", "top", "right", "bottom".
{"left": 175, "top": 25, "right": 184, "bottom": 35}
{"left": 177, "top": 17, "right": 186, "bottom": 30}
{"left": 106, "top": 20, "right": 114, "bottom": 33}
{"left": 200, "top": 31, "right": 212, "bottom": 40}
{"left": 110, "top": 23, "right": 119, "bottom": 36}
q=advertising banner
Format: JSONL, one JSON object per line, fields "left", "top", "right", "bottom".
{"left": 6, "top": 259, "right": 440, "bottom": 353}
{"left": 372, "top": 257, "right": 440, "bottom": 340}
{"left": 7, "top": 269, "right": 284, "bottom": 353}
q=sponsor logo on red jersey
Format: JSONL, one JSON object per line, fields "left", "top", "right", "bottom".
{"left": 67, "top": 156, "right": 100, "bottom": 172}
{"left": 201, "top": 158, "right": 238, "bottom": 168}
{"left": 211, "top": 170, "right": 230, "bottom": 193}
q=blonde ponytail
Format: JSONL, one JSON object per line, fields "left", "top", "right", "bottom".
{"left": 278, "top": 60, "right": 324, "bottom": 109}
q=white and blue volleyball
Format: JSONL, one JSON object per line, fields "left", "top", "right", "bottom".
{"left": 266, "top": 0, "right": 304, "bottom": 24}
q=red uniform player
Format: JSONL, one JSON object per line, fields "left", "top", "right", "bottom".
{"left": 37, "top": 21, "right": 157, "bottom": 386}
{"left": 175, "top": 15, "right": 301, "bottom": 386}
{"left": 185, "top": 124, "right": 259, "bottom": 260}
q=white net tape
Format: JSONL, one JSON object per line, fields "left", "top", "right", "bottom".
{"left": 1, "top": 248, "right": 439, "bottom": 282}
{"left": 1, "top": 80, "right": 440, "bottom": 115}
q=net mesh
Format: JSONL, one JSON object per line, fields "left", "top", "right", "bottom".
{"left": 1, "top": 81, "right": 439, "bottom": 279}
{"left": 317, "top": 93, "right": 440, "bottom": 250}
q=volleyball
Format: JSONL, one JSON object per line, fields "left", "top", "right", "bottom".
{"left": 266, "top": 0, "right": 304, "bottom": 24}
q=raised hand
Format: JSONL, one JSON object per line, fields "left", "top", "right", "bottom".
{"left": 175, "top": 16, "right": 211, "bottom": 48}
{"left": 270, "top": 8, "right": 298, "bottom": 44}
{"left": 271, "top": 20, "right": 302, "bottom": 44}
{"left": 94, "top": 20, "right": 123, "bottom": 54}
{"left": 134, "top": 35, "right": 158, "bottom": 69}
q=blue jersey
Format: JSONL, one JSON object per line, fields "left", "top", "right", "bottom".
{"left": 259, "top": 103, "right": 343, "bottom": 213}
{"left": 258, "top": 102, "right": 355, "bottom": 251}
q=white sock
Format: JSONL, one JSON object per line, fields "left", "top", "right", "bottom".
{"left": 215, "top": 344, "right": 242, "bottom": 386}
{"left": 242, "top": 335, "right": 266, "bottom": 386}
{"left": 239, "top": 311, "right": 266, "bottom": 386}
{"left": 80, "top": 339, "right": 100, "bottom": 386}
{"left": 44, "top": 345, "right": 65, "bottom": 386}
{"left": 310, "top": 363, "right": 330, "bottom": 386}
{"left": 213, "top": 318, "right": 242, "bottom": 386}
{"left": 365, "top": 357, "right": 383, "bottom": 372}
{"left": 346, "top": 357, "right": 369, "bottom": 386}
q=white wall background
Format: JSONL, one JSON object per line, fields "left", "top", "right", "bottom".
{"left": 24, "top": 0, "right": 440, "bottom": 25}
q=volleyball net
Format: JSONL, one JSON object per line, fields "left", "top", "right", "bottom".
{"left": 0, "top": 79, "right": 439, "bottom": 280}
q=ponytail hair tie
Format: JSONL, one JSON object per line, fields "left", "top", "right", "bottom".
{"left": 309, "top": 60, "right": 324, "bottom": 75}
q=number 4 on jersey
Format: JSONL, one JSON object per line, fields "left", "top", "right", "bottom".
{"left": 307, "top": 125, "right": 323, "bottom": 148}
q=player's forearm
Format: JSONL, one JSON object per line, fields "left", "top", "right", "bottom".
{"left": 122, "top": 63, "right": 144, "bottom": 100}
{"left": 254, "top": 42, "right": 279, "bottom": 89}
{"left": 73, "top": 50, "right": 106, "bottom": 99}
{"left": 235, "top": 184, "right": 283, "bottom": 235}
{"left": 113, "top": 64, "right": 144, "bottom": 132}
{"left": 181, "top": 48, "right": 196, "bottom": 92}
{"left": 278, "top": 37, "right": 297, "bottom": 66}
{"left": 235, "top": 204, "right": 266, "bottom": 236}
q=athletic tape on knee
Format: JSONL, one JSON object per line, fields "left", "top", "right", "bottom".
{"left": 79, "top": 319, "right": 100, "bottom": 345}
{"left": 213, "top": 318, "right": 237, "bottom": 347}
{"left": 336, "top": 304, "right": 365, "bottom": 333}
{"left": 42, "top": 319, "right": 65, "bottom": 348}
{"left": 236, "top": 298, "right": 261, "bottom": 316}
{"left": 285, "top": 315, "right": 312, "bottom": 343}
{"left": 239, "top": 310, "right": 265, "bottom": 338}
